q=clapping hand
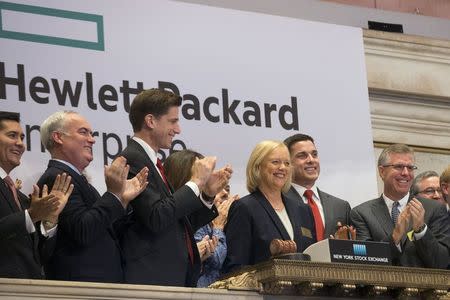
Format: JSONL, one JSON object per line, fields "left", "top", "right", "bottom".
{"left": 46, "top": 173, "right": 74, "bottom": 223}
{"left": 197, "top": 235, "right": 219, "bottom": 262}
{"left": 122, "top": 166, "right": 149, "bottom": 205}
{"left": 105, "top": 156, "right": 148, "bottom": 207}
{"left": 203, "top": 165, "right": 233, "bottom": 197}
{"left": 330, "top": 221, "right": 356, "bottom": 240}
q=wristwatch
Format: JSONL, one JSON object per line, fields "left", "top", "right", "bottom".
{"left": 413, "top": 223, "right": 426, "bottom": 234}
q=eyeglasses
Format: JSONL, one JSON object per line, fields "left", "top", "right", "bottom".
{"left": 418, "top": 188, "right": 442, "bottom": 195}
{"left": 382, "top": 164, "right": 418, "bottom": 172}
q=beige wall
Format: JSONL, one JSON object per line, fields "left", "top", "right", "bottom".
{"left": 323, "top": 0, "right": 450, "bottom": 19}
{"left": 364, "top": 29, "right": 450, "bottom": 196}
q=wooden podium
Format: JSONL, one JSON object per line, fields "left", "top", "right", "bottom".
{"left": 212, "top": 259, "right": 450, "bottom": 299}
{"left": 0, "top": 260, "right": 448, "bottom": 299}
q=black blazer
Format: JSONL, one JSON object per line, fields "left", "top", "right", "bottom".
{"left": 222, "top": 190, "right": 316, "bottom": 274}
{"left": 118, "top": 139, "right": 218, "bottom": 287}
{"left": 351, "top": 195, "right": 450, "bottom": 269}
{"left": 0, "top": 177, "right": 49, "bottom": 279}
{"left": 286, "top": 186, "right": 351, "bottom": 238}
{"left": 37, "top": 160, "right": 125, "bottom": 283}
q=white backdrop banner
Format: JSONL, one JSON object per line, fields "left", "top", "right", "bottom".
{"left": 0, "top": 0, "right": 378, "bottom": 207}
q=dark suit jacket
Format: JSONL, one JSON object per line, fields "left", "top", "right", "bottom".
{"left": 222, "top": 190, "right": 316, "bottom": 274}
{"left": 37, "top": 160, "right": 125, "bottom": 283}
{"left": 350, "top": 195, "right": 450, "bottom": 269}
{"left": 0, "top": 177, "right": 49, "bottom": 278}
{"left": 286, "top": 186, "right": 351, "bottom": 238}
{"left": 119, "top": 139, "right": 218, "bottom": 287}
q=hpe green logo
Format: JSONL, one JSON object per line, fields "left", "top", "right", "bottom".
{"left": 0, "top": 1, "right": 104, "bottom": 50}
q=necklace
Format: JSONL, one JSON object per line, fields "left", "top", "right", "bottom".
{"left": 261, "top": 190, "right": 284, "bottom": 211}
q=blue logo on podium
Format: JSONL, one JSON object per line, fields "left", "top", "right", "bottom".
{"left": 353, "top": 244, "right": 367, "bottom": 256}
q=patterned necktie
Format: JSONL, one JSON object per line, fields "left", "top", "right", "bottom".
{"left": 4, "top": 176, "right": 22, "bottom": 210}
{"left": 391, "top": 201, "right": 400, "bottom": 225}
{"left": 304, "top": 189, "right": 324, "bottom": 241}
{"left": 155, "top": 158, "right": 194, "bottom": 265}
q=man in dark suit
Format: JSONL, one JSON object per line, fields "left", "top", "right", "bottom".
{"left": 284, "top": 134, "right": 351, "bottom": 240}
{"left": 351, "top": 144, "right": 450, "bottom": 269}
{"left": 0, "top": 111, "right": 72, "bottom": 279}
{"left": 37, "top": 111, "right": 148, "bottom": 283}
{"left": 119, "top": 88, "right": 231, "bottom": 287}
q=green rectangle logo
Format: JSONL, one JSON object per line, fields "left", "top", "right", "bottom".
{"left": 0, "top": 1, "right": 104, "bottom": 51}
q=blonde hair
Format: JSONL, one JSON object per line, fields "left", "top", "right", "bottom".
{"left": 441, "top": 164, "right": 450, "bottom": 185}
{"left": 246, "top": 140, "right": 291, "bottom": 193}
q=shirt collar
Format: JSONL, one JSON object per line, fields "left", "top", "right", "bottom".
{"left": 0, "top": 166, "right": 8, "bottom": 179}
{"left": 52, "top": 159, "right": 82, "bottom": 176}
{"left": 132, "top": 136, "right": 158, "bottom": 165}
{"left": 382, "top": 192, "right": 409, "bottom": 212}
{"left": 291, "top": 182, "right": 320, "bottom": 201}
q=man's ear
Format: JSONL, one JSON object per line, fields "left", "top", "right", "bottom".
{"left": 144, "top": 114, "right": 156, "bottom": 129}
{"left": 52, "top": 131, "right": 64, "bottom": 145}
{"left": 378, "top": 165, "right": 385, "bottom": 181}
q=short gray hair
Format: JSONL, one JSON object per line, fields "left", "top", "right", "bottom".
{"left": 410, "top": 170, "right": 439, "bottom": 196}
{"left": 378, "top": 143, "right": 415, "bottom": 166}
{"left": 40, "top": 111, "right": 77, "bottom": 152}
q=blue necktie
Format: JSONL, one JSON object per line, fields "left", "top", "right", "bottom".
{"left": 391, "top": 201, "right": 400, "bottom": 225}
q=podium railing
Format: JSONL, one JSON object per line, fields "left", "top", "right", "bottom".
{"left": 212, "top": 259, "right": 450, "bottom": 299}
{"left": 0, "top": 261, "right": 449, "bottom": 299}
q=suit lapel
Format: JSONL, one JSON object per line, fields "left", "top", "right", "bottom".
{"left": 48, "top": 160, "right": 98, "bottom": 205}
{"left": 318, "top": 189, "right": 333, "bottom": 232}
{"left": 256, "top": 190, "right": 291, "bottom": 240}
{"left": 371, "top": 196, "right": 394, "bottom": 237}
{"left": 129, "top": 140, "right": 172, "bottom": 196}
{"left": 287, "top": 186, "right": 302, "bottom": 201}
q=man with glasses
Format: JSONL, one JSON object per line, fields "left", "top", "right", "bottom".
{"left": 411, "top": 171, "right": 445, "bottom": 205}
{"left": 351, "top": 144, "right": 450, "bottom": 268}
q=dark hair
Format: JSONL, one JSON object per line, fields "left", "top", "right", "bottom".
{"left": 164, "top": 149, "right": 204, "bottom": 191}
{"left": 283, "top": 133, "right": 315, "bottom": 152}
{"left": 0, "top": 111, "right": 20, "bottom": 130}
{"left": 129, "top": 88, "right": 182, "bottom": 132}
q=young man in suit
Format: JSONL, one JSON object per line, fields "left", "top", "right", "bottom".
{"left": 351, "top": 144, "right": 450, "bottom": 269}
{"left": 119, "top": 88, "right": 232, "bottom": 287}
{"left": 37, "top": 111, "right": 148, "bottom": 283}
{"left": 0, "top": 111, "right": 72, "bottom": 279}
{"left": 283, "top": 134, "right": 351, "bottom": 240}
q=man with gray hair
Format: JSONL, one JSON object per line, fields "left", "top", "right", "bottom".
{"left": 351, "top": 144, "right": 450, "bottom": 269}
{"left": 410, "top": 171, "right": 445, "bottom": 205}
{"left": 37, "top": 111, "right": 148, "bottom": 283}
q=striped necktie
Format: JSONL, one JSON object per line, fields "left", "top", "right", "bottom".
{"left": 4, "top": 176, "right": 22, "bottom": 210}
